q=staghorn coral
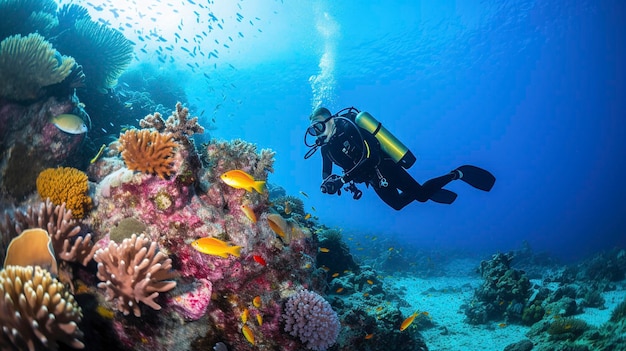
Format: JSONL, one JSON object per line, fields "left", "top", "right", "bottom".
{"left": 10, "top": 199, "right": 96, "bottom": 266}
{"left": 53, "top": 18, "right": 133, "bottom": 91}
{"left": 94, "top": 233, "right": 177, "bottom": 317}
{"left": 0, "top": 33, "right": 75, "bottom": 101}
{"left": 283, "top": 289, "right": 341, "bottom": 351}
{"left": 0, "top": 265, "right": 84, "bottom": 351}
{"left": 36, "top": 167, "right": 92, "bottom": 219}
{"left": 118, "top": 129, "right": 179, "bottom": 179}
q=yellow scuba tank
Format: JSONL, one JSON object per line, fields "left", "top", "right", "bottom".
{"left": 355, "top": 111, "right": 416, "bottom": 169}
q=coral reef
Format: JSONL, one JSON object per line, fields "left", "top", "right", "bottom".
{"left": 94, "top": 233, "right": 177, "bottom": 317}
{"left": 0, "top": 33, "right": 75, "bottom": 101}
{"left": 464, "top": 252, "right": 531, "bottom": 324}
{"left": 547, "top": 318, "right": 589, "bottom": 340}
{"left": 118, "top": 129, "right": 179, "bottom": 179}
{"left": 204, "top": 139, "right": 275, "bottom": 182}
{"left": 36, "top": 167, "right": 93, "bottom": 218}
{"left": 283, "top": 289, "right": 341, "bottom": 351}
{"left": 0, "top": 265, "right": 84, "bottom": 351}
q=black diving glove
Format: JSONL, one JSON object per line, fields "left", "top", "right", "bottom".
{"left": 321, "top": 174, "right": 344, "bottom": 195}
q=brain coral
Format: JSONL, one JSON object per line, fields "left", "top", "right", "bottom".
{"left": 0, "top": 265, "right": 84, "bottom": 351}
{"left": 118, "top": 129, "right": 178, "bottom": 179}
{"left": 283, "top": 289, "right": 341, "bottom": 351}
{"left": 36, "top": 167, "right": 93, "bottom": 219}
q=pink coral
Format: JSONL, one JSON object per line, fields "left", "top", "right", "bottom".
{"left": 168, "top": 278, "right": 212, "bottom": 321}
{"left": 94, "top": 233, "right": 177, "bottom": 317}
{"left": 283, "top": 289, "right": 341, "bottom": 351}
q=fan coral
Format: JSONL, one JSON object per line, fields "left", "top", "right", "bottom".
{"left": 0, "top": 33, "right": 75, "bottom": 101}
{"left": 36, "top": 167, "right": 92, "bottom": 219}
{"left": 94, "top": 233, "right": 177, "bottom": 317}
{"left": 53, "top": 18, "right": 133, "bottom": 91}
{"left": 283, "top": 289, "right": 341, "bottom": 351}
{"left": 12, "top": 199, "right": 96, "bottom": 266}
{"left": 118, "top": 129, "right": 179, "bottom": 179}
{"left": 0, "top": 265, "right": 84, "bottom": 351}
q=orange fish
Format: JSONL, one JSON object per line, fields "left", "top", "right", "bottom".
{"left": 498, "top": 323, "right": 507, "bottom": 328}
{"left": 240, "top": 204, "right": 257, "bottom": 223}
{"left": 304, "top": 213, "right": 312, "bottom": 220}
{"left": 252, "top": 255, "right": 266, "bottom": 266}
{"left": 319, "top": 247, "right": 330, "bottom": 253}
{"left": 191, "top": 237, "right": 241, "bottom": 258}
{"left": 220, "top": 170, "right": 265, "bottom": 193}
{"left": 367, "top": 279, "right": 374, "bottom": 285}
{"left": 242, "top": 325, "right": 255, "bottom": 345}
{"left": 256, "top": 314, "right": 263, "bottom": 326}
{"left": 241, "top": 308, "right": 249, "bottom": 324}
{"left": 331, "top": 273, "right": 339, "bottom": 278}
{"left": 400, "top": 312, "right": 418, "bottom": 331}
{"left": 364, "top": 333, "right": 374, "bottom": 340}
{"left": 252, "top": 296, "right": 262, "bottom": 308}
{"left": 336, "top": 287, "right": 344, "bottom": 293}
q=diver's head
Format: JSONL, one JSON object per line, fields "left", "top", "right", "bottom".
{"left": 307, "top": 107, "right": 336, "bottom": 144}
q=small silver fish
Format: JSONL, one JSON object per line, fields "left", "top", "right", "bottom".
{"left": 50, "top": 114, "right": 88, "bottom": 134}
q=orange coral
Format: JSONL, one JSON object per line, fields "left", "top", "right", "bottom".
{"left": 36, "top": 167, "right": 93, "bottom": 219}
{"left": 118, "top": 129, "right": 178, "bottom": 179}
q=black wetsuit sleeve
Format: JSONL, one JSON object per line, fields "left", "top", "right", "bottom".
{"left": 342, "top": 130, "right": 381, "bottom": 183}
{"left": 321, "top": 148, "right": 333, "bottom": 179}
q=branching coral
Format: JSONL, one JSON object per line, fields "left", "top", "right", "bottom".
{"left": 94, "top": 233, "right": 177, "bottom": 317}
{"left": 118, "top": 129, "right": 179, "bottom": 179}
{"left": 0, "top": 265, "right": 84, "bottom": 351}
{"left": 10, "top": 199, "right": 96, "bottom": 266}
{"left": 36, "top": 167, "right": 92, "bottom": 219}
{"left": 52, "top": 18, "right": 133, "bottom": 91}
{"left": 283, "top": 289, "right": 341, "bottom": 351}
{"left": 205, "top": 139, "right": 275, "bottom": 181}
{"left": 0, "top": 33, "right": 75, "bottom": 101}
{"left": 139, "top": 102, "right": 204, "bottom": 144}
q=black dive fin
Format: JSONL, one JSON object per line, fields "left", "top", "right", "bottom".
{"left": 429, "top": 189, "right": 457, "bottom": 204}
{"left": 457, "top": 165, "right": 496, "bottom": 192}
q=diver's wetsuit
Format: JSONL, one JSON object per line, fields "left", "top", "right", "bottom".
{"left": 320, "top": 112, "right": 457, "bottom": 210}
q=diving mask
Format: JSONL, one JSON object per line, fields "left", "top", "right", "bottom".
{"left": 307, "top": 115, "right": 334, "bottom": 137}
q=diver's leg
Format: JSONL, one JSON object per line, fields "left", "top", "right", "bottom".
{"left": 372, "top": 184, "right": 411, "bottom": 210}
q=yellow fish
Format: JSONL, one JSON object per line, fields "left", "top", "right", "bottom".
{"left": 90, "top": 144, "right": 106, "bottom": 163}
{"left": 191, "top": 237, "right": 242, "bottom": 258}
{"left": 319, "top": 247, "right": 330, "bottom": 253}
{"left": 220, "top": 170, "right": 265, "bottom": 193}
{"left": 252, "top": 296, "right": 262, "bottom": 308}
{"left": 256, "top": 314, "right": 263, "bottom": 326}
{"left": 400, "top": 312, "right": 418, "bottom": 331}
{"left": 242, "top": 325, "right": 255, "bottom": 345}
{"left": 304, "top": 213, "right": 312, "bottom": 220}
{"left": 50, "top": 114, "right": 88, "bottom": 134}
{"left": 240, "top": 204, "right": 257, "bottom": 223}
{"left": 241, "top": 308, "right": 249, "bottom": 324}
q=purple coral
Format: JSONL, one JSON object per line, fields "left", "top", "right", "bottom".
{"left": 283, "top": 289, "right": 341, "bottom": 351}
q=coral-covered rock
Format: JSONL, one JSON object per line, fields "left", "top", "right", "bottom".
{"left": 36, "top": 167, "right": 93, "bottom": 218}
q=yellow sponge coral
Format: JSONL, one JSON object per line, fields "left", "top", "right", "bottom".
{"left": 36, "top": 167, "right": 92, "bottom": 219}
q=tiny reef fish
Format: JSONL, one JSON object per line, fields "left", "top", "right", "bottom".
{"left": 241, "top": 308, "right": 249, "bottom": 324}
{"left": 256, "top": 314, "right": 263, "bottom": 326}
{"left": 252, "top": 296, "right": 262, "bottom": 308}
{"left": 90, "top": 144, "right": 107, "bottom": 163}
{"left": 242, "top": 324, "right": 255, "bottom": 345}
{"left": 191, "top": 237, "right": 241, "bottom": 258}
{"left": 319, "top": 247, "right": 330, "bottom": 253}
{"left": 400, "top": 312, "right": 418, "bottom": 331}
{"left": 252, "top": 255, "right": 266, "bottom": 266}
{"left": 220, "top": 170, "right": 265, "bottom": 193}
{"left": 240, "top": 204, "right": 257, "bottom": 223}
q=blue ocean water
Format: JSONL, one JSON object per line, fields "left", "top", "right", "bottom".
{"left": 69, "top": 0, "right": 624, "bottom": 262}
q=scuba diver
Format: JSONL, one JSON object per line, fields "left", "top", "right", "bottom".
{"left": 303, "top": 107, "right": 496, "bottom": 210}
